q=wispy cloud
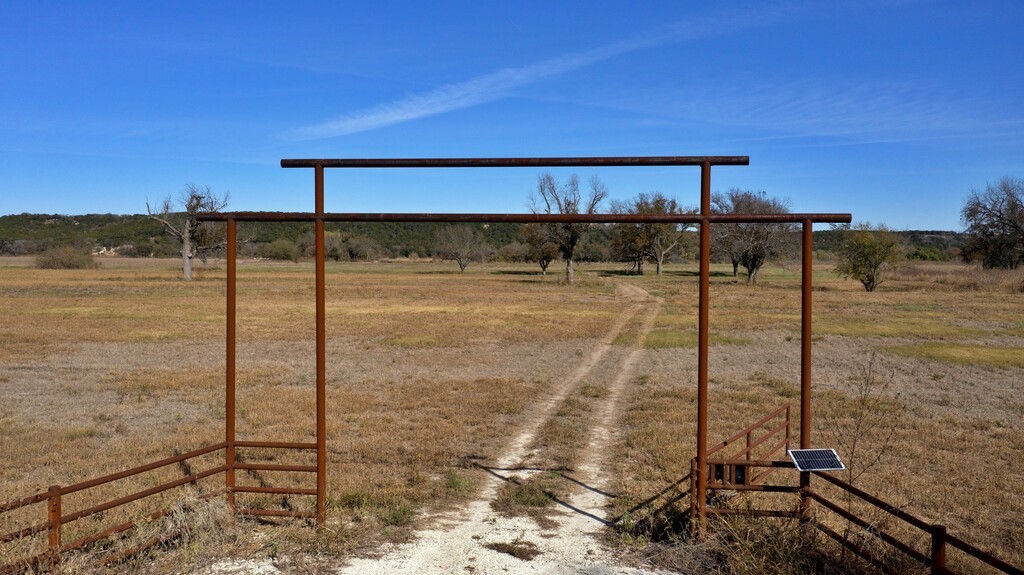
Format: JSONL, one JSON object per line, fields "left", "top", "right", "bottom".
{"left": 665, "top": 79, "right": 1024, "bottom": 143}
{"left": 290, "top": 6, "right": 795, "bottom": 140}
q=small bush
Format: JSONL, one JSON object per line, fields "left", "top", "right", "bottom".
{"left": 261, "top": 239, "right": 301, "bottom": 262}
{"left": 34, "top": 247, "right": 99, "bottom": 269}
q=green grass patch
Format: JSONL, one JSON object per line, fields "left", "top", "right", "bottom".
{"left": 817, "top": 316, "right": 983, "bottom": 339}
{"left": 492, "top": 474, "right": 562, "bottom": 514}
{"left": 888, "top": 343, "right": 1024, "bottom": 369}
{"left": 614, "top": 329, "right": 750, "bottom": 349}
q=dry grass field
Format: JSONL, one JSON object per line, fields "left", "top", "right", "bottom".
{"left": 1, "top": 255, "right": 1022, "bottom": 573}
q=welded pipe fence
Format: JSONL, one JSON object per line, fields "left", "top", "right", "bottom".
{"left": 698, "top": 406, "right": 1022, "bottom": 575}
{"left": 0, "top": 440, "right": 315, "bottom": 573}
{"left": 6, "top": 154, "right": 1019, "bottom": 574}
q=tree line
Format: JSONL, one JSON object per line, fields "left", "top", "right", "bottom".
{"left": 5, "top": 174, "right": 1019, "bottom": 289}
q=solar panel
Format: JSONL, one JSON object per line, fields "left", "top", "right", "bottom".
{"left": 788, "top": 449, "right": 846, "bottom": 472}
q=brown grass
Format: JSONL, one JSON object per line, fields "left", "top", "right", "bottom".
{"left": 1, "top": 257, "right": 1022, "bottom": 572}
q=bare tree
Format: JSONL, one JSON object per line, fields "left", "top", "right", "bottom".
{"left": 531, "top": 173, "right": 607, "bottom": 284}
{"left": 435, "top": 225, "right": 487, "bottom": 272}
{"left": 834, "top": 223, "right": 904, "bottom": 292}
{"left": 518, "top": 223, "right": 559, "bottom": 275}
{"left": 711, "top": 189, "right": 793, "bottom": 284}
{"left": 147, "top": 184, "right": 228, "bottom": 281}
{"left": 961, "top": 176, "right": 1024, "bottom": 269}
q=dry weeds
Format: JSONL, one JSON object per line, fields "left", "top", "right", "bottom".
{"left": 1, "top": 257, "right": 1022, "bottom": 573}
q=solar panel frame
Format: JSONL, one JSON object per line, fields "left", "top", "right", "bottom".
{"left": 788, "top": 448, "right": 846, "bottom": 472}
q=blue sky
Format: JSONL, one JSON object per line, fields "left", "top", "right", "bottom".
{"left": 1, "top": 1, "right": 1022, "bottom": 230}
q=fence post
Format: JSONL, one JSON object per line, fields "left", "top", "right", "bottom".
{"left": 745, "top": 431, "right": 753, "bottom": 461}
{"left": 47, "top": 485, "right": 61, "bottom": 569}
{"left": 930, "top": 524, "right": 947, "bottom": 574}
{"left": 689, "top": 458, "right": 697, "bottom": 524}
{"left": 785, "top": 405, "right": 791, "bottom": 451}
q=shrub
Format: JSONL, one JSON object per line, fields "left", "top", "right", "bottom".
{"left": 34, "top": 247, "right": 99, "bottom": 269}
{"left": 906, "top": 246, "right": 947, "bottom": 261}
{"left": 261, "top": 239, "right": 300, "bottom": 262}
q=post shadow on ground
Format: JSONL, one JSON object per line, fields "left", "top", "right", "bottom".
{"left": 469, "top": 459, "right": 693, "bottom": 531}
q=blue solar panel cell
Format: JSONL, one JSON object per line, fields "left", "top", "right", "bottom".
{"left": 788, "top": 449, "right": 845, "bottom": 472}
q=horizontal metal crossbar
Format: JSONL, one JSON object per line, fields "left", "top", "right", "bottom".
{"left": 197, "top": 212, "right": 851, "bottom": 224}
{"left": 233, "top": 463, "right": 317, "bottom": 473}
{"left": 232, "top": 486, "right": 317, "bottom": 496}
{"left": 233, "top": 440, "right": 317, "bottom": 450}
{"left": 60, "top": 465, "right": 229, "bottom": 524}
{"left": 236, "top": 509, "right": 317, "bottom": 519}
{"left": 805, "top": 489, "right": 928, "bottom": 564}
{"left": 280, "top": 156, "right": 750, "bottom": 168}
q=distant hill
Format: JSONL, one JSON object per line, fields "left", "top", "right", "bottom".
{"left": 812, "top": 229, "right": 965, "bottom": 260}
{"left": 0, "top": 213, "right": 520, "bottom": 259}
{"left": 0, "top": 213, "right": 967, "bottom": 262}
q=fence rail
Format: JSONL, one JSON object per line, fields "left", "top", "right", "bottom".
{"left": 693, "top": 404, "right": 1022, "bottom": 575}
{"left": 806, "top": 472, "right": 1023, "bottom": 575}
{"left": 0, "top": 440, "right": 315, "bottom": 574}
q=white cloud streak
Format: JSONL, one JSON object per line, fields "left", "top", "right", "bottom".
{"left": 290, "top": 6, "right": 793, "bottom": 140}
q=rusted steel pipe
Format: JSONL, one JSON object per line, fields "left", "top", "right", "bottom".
{"left": 695, "top": 161, "right": 711, "bottom": 529}
{"left": 60, "top": 490, "right": 226, "bottom": 554}
{"left": 196, "top": 212, "right": 852, "bottom": 224}
{"left": 704, "top": 459, "right": 795, "bottom": 467}
{"left": 232, "top": 486, "right": 318, "bottom": 496}
{"left": 232, "top": 463, "right": 317, "bottom": 473}
{"left": 813, "top": 520, "right": 901, "bottom": 575}
{"left": 60, "top": 442, "right": 227, "bottom": 496}
{"left": 47, "top": 486, "right": 60, "bottom": 569}
{"left": 945, "top": 532, "right": 1024, "bottom": 575}
{"left": 805, "top": 489, "right": 929, "bottom": 563}
{"left": 237, "top": 509, "right": 318, "bottom": 519}
{"left": 930, "top": 525, "right": 947, "bottom": 575}
{"left": 314, "top": 163, "right": 327, "bottom": 528}
{"left": 706, "top": 508, "right": 798, "bottom": 518}
{"left": 281, "top": 156, "right": 750, "bottom": 168}
{"left": 704, "top": 484, "right": 800, "bottom": 493}
{"left": 706, "top": 404, "right": 790, "bottom": 456}
{"left": 800, "top": 220, "right": 813, "bottom": 520}
{"left": 0, "top": 521, "right": 48, "bottom": 545}
{"left": 0, "top": 492, "right": 49, "bottom": 514}
{"left": 814, "top": 471, "right": 932, "bottom": 531}
{"left": 226, "top": 218, "right": 236, "bottom": 513}
{"left": 60, "top": 465, "right": 229, "bottom": 525}
{"left": 233, "top": 440, "right": 318, "bottom": 450}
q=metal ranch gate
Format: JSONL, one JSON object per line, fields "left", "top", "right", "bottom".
{"left": 3, "top": 155, "right": 1021, "bottom": 575}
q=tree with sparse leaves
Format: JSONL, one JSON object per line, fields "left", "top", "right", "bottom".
{"left": 435, "top": 225, "right": 488, "bottom": 272}
{"left": 711, "top": 189, "right": 793, "bottom": 283}
{"left": 147, "top": 184, "right": 228, "bottom": 281}
{"left": 518, "top": 223, "right": 559, "bottom": 275}
{"left": 834, "top": 223, "right": 904, "bottom": 292}
{"left": 612, "top": 192, "right": 689, "bottom": 276}
{"left": 530, "top": 173, "right": 607, "bottom": 284}
{"left": 960, "top": 177, "right": 1024, "bottom": 269}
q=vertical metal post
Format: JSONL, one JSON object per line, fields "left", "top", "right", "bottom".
{"left": 315, "top": 164, "right": 327, "bottom": 526}
{"left": 47, "top": 485, "right": 61, "bottom": 568}
{"left": 695, "top": 161, "right": 711, "bottom": 530}
{"left": 689, "top": 457, "right": 697, "bottom": 518}
{"left": 785, "top": 404, "right": 791, "bottom": 451}
{"left": 226, "top": 218, "right": 237, "bottom": 513}
{"left": 930, "top": 524, "right": 947, "bottom": 574}
{"left": 799, "top": 220, "right": 813, "bottom": 519}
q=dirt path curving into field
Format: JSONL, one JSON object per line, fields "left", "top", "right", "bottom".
{"left": 332, "top": 280, "right": 667, "bottom": 575}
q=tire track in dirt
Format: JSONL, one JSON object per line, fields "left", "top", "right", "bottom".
{"left": 558, "top": 283, "right": 663, "bottom": 527}
{"left": 334, "top": 281, "right": 666, "bottom": 575}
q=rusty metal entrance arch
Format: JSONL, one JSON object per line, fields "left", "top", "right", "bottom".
{"left": 198, "top": 156, "right": 851, "bottom": 527}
